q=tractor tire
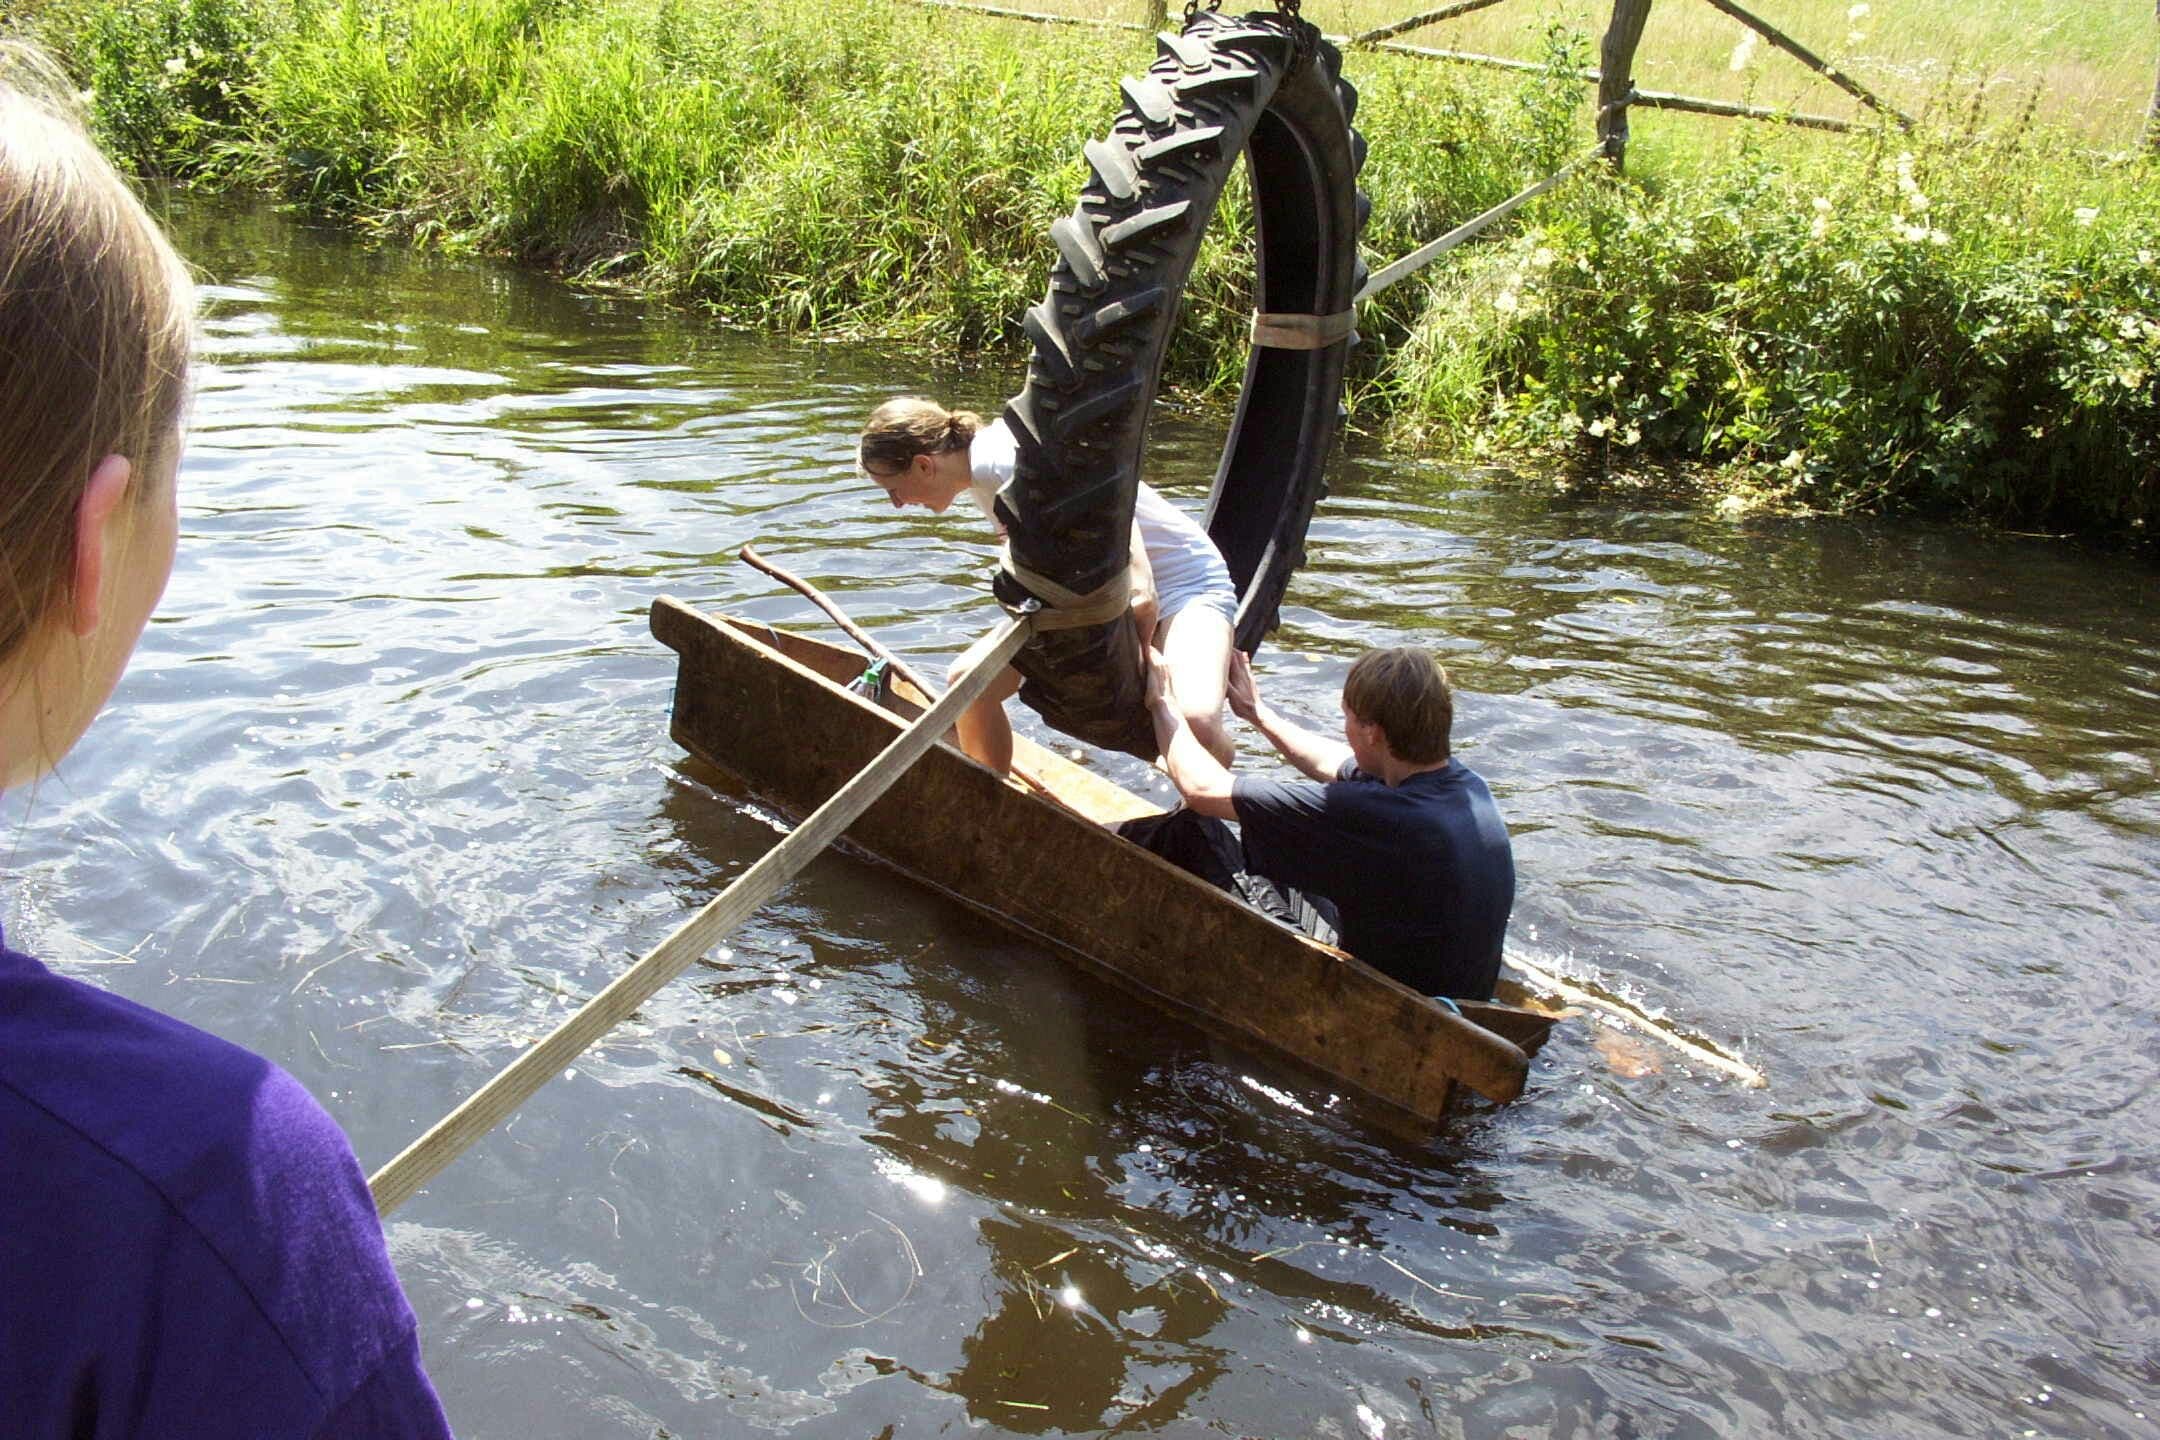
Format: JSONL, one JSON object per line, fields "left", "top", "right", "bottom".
{"left": 989, "top": 9, "right": 1369, "bottom": 757}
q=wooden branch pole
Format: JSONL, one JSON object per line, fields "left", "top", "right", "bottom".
{"left": 738, "top": 545, "right": 935, "bottom": 696}
{"left": 368, "top": 610, "right": 1035, "bottom": 1215}
{"left": 1505, "top": 955, "right": 1767, "bottom": 1087}
{"left": 1351, "top": 0, "right": 1517, "bottom": 47}
{"left": 912, "top": 0, "right": 1147, "bottom": 31}
{"left": 735, "top": 545, "right": 1072, "bottom": 805}
{"left": 1355, "top": 141, "right": 1612, "bottom": 302}
{"left": 1697, "top": 0, "right": 1913, "bottom": 130}
{"left": 1632, "top": 86, "right": 1854, "bottom": 132}
{"left": 1352, "top": 42, "right": 1861, "bottom": 134}
{"left": 1598, "top": 0, "right": 1654, "bottom": 168}
{"left": 1370, "top": 39, "right": 1592, "bottom": 78}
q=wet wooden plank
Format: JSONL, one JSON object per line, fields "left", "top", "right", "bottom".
{"left": 1459, "top": 998, "right": 1558, "bottom": 1057}
{"left": 651, "top": 597, "right": 1531, "bottom": 1118}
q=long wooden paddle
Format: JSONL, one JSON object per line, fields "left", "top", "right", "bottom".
{"left": 368, "top": 609, "right": 1035, "bottom": 1215}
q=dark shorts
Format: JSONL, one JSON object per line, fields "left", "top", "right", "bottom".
{"left": 1115, "top": 808, "right": 1339, "bottom": 946}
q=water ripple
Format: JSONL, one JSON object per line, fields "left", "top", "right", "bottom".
{"left": 5, "top": 194, "right": 2155, "bottom": 1439}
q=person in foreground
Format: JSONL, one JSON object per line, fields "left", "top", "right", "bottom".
{"left": 859, "top": 396, "right": 1238, "bottom": 774}
{"left": 1133, "top": 645, "right": 1515, "bottom": 1002}
{"left": 0, "top": 48, "right": 454, "bottom": 1437}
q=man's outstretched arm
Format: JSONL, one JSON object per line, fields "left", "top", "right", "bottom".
{"left": 1145, "top": 651, "right": 1239, "bottom": 820}
{"left": 1226, "top": 651, "right": 1350, "bottom": 783}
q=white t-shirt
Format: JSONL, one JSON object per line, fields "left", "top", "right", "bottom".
{"left": 968, "top": 419, "right": 1237, "bottom": 623}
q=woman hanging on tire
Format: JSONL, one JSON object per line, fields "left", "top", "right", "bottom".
{"left": 859, "top": 395, "right": 1236, "bottom": 775}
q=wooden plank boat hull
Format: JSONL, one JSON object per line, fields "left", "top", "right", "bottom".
{"left": 650, "top": 597, "right": 1536, "bottom": 1124}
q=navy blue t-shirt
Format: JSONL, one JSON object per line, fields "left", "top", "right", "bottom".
{"left": 1232, "top": 758, "right": 1515, "bottom": 999}
{"left": 0, "top": 931, "right": 453, "bottom": 1439}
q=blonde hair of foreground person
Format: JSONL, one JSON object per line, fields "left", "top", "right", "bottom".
{"left": 0, "top": 41, "right": 193, "bottom": 789}
{"left": 0, "top": 43, "right": 456, "bottom": 1438}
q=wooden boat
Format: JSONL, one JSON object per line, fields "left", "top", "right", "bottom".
{"left": 650, "top": 597, "right": 1555, "bottom": 1126}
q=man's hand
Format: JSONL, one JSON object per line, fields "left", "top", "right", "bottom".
{"left": 1225, "top": 650, "right": 1262, "bottom": 723}
{"left": 1224, "top": 651, "right": 1351, "bottom": 782}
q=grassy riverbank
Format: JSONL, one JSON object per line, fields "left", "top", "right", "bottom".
{"left": 18, "top": 0, "right": 2160, "bottom": 534}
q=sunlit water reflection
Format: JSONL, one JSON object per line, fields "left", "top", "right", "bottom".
{"left": 7, "top": 194, "right": 2156, "bottom": 1438}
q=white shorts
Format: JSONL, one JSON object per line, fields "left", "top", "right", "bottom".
{"left": 1136, "top": 483, "right": 1237, "bottom": 626}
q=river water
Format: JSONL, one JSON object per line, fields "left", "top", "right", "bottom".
{"left": 9, "top": 194, "right": 2156, "bottom": 1437}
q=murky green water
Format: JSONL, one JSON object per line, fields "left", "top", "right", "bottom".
{"left": 9, "top": 193, "right": 2157, "bottom": 1437}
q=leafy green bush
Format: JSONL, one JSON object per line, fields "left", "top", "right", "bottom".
{"left": 1386, "top": 133, "right": 2159, "bottom": 528}
{"left": 51, "top": 0, "right": 268, "bottom": 174}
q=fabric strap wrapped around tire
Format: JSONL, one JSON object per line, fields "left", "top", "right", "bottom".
{"left": 988, "top": 8, "right": 1370, "bottom": 757}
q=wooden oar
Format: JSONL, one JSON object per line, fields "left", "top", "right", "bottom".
{"left": 736, "top": 543, "right": 1070, "bottom": 806}
{"left": 368, "top": 609, "right": 1036, "bottom": 1215}
{"left": 1501, "top": 954, "right": 1768, "bottom": 1088}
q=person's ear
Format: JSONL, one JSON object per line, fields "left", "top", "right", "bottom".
{"left": 69, "top": 455, "right": 135, "bottom": 639}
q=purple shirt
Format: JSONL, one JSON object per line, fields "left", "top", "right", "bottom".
{"left": 0, "top": 931, "right": 453, "bottom": 1438}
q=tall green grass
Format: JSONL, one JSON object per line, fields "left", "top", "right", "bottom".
{"left": 19, "top": 0, "right": 2159, "bottom": 534}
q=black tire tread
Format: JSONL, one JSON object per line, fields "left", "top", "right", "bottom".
{"left": 995, "top": 12, "right": 1369, "bottom": 756}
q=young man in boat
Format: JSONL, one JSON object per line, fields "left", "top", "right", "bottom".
{"left": 1129, "top": 646, "right": 1515, "bottom": 1003}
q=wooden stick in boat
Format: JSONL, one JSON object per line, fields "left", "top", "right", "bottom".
{"left": 1504, "top": 953, "right": 1769, "bottom": 1088}
{"left": 735, "top": 543, "right": 1069, "bottom": 805}
{"left": 738, "top": 544, "right": 936, "bottom": 696}
{"left": 367, "top": 609, "right": 1037, "bottom": 1215}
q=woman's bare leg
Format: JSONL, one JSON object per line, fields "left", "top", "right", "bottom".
{"left": 950, "top": 661, "right": 1025, "bottom": 775}
{"left": 1156, "top": 607, "right": 1236, "bottom": 764}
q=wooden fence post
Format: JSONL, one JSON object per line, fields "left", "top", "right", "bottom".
{"left": 2148, "top": 0, "right": 2159, "bottom": 152}
{"left": 1147, "top": 0, "right": 1167, "bottom": 30}
{"left": 1598, "top": 0, "right": 1653, "bottom": 169}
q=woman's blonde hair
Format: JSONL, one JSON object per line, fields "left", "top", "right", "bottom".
{"left": 0, "top": 42, "right": 195, "bottom": 666}
{"left": 858, "top": 396, "right": 981, "bottom": 477}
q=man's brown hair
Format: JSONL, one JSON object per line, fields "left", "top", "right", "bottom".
{"left": 1343, "top": 647, "right": 1453, "bottom": 765}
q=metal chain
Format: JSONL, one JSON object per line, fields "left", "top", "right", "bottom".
{"left": 1286, "top": 13, "right": 1319, "bottom": 66}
